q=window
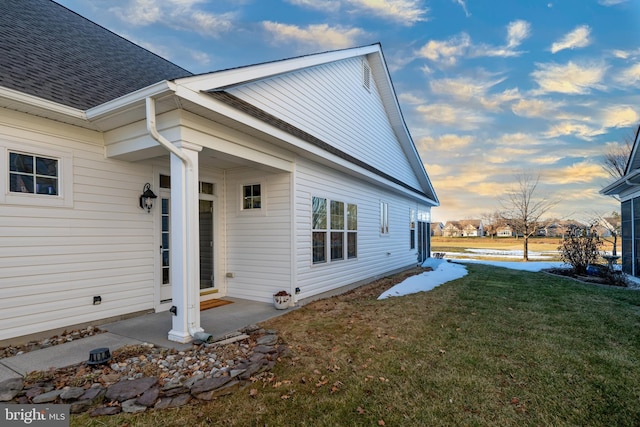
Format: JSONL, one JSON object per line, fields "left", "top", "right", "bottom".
{"left": 410, "top": 209, "right": 416, "bottom": 249}
{"left": 312, "top": 197, "right": 327, "bottom": 264}
{"left": 242, "top": 184, "right": 261, "bottom": 210}
{"left": 347, "top": 204, "right": 357, "bottom": 259}
{"left": 9, "top": 151, "right": 58, "bottom": 196}
{"left": 331, "top": 201, "right": 344, "bottom": 260}
{"left": 380, "top": 202, "right": 389, "bottom": 235}
{"left": 312, "top": 197, "right": 357, "bottom": 264}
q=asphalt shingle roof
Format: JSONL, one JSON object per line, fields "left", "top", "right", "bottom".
{"left": 0, "top": 0, "right": 192, "bottom": 110}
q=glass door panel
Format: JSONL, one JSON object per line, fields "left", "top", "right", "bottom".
{"left": 199, "top": 199, "right": 214, "bottom": 290}
{"left": 160, "top": 194, "right": 172, "bottom": 302}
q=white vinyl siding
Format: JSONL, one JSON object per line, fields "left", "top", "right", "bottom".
{"left": 224, "top": 169, "right": 292, "bottom": 302}
{"left": 295, "top": 158, "right": 430, "bottom": 299}
{"left": 0, "top": 110, "right": 155, "bottom": 341}
{"left": 228, "top": 56, "right": 422, "bottom": 191}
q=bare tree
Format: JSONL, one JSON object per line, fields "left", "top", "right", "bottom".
{"left": 602, "top": 125, "right": 638, "bottom": 178}
{"left": 591, "top": 211, "right": 621, "bottom": 256}
{"left": 481, "top": 210, "right": 502, "bottom": 239}
{"left": 500, "top": 173, "right": 558, "bottom": 261}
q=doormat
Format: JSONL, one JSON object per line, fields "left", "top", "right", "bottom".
{"left": 200, "top": 299, "right": 233, "bottom": 311}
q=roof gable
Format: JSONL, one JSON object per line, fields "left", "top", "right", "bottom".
{"left": 178, "top": 45, "right": 438, "bottom": 205}
{"left": 0, "top": 0, "right": 191, "bottom": 110}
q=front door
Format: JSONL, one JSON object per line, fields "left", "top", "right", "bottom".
{"left": 199, "top": 199, "right": 215, "bottom": 292}
{"left": 158, "top": 180, "right": 216, "bottom": 308}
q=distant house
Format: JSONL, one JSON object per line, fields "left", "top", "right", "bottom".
{"left": 443, "top": 220, "right": 483, "bottom": 237}
{"left": 601, "top": 125, "right": 640, "bottom": 276}
{"left": 496, "top": 225, "right": 514, "bottom": 237}
{"left": 538, "top": 221, "right": 584, "bottom": 238}
{"left": 0, "top": 1, "right": 439, "bottom": 343}
{"left": 431, "top": 222, "right": 444, "bottom": 236}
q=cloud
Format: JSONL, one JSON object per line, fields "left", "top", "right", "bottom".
{"left": 472, "top": 20, "right": 531, "bottom": 58}
{"left": 614, "top": 63, "right": 640, "bottom": 87}
{"left": 506, "top": 20, "right": 531, "bottom": 49}
{"left": 452, "top": 0, "right": 470, "bottom": 17}
{"left": 285, "top": 0, "right": 341, "bottom": 12}
{"left": 598, "top": 0, "right": 628, "bottom": 5}
{"left": 547, "top": 162, "right": 609, "bottom": 184}
{"left": 511, "top": 98, "right": 563, "bottom": 118}
{"left": 601, "top": 105, "right": 639, "bottom": 128}
{"left": 418, "top": 134, "right": 475, "bottom": 151}
{"left": 347, "top": 0, "right": 429, "bottom": 25}
{"left": 110, "top": 0, "right": 235, "bottom": 38}
{"left": 543, "top": 122, "right": 605, "bottom": 140}
{"left": 550, "top": 25, "right": 591, "bottom": 54}
{"left": 416, "top": 103, "right": 490, "bottom": 130}
{"left": 262, "top": 22, "right": 367, "bottom": 50}
{"left": 416, "top": 33, "right": 471, "bottom": 66}
{"left": 428, "top": 75, "right": 520, "bottom": 111}
{"left": 531, "top": 61, "right": 607, "bottom": 94}
{"left": 417, "top": 20, "right": 531, "bottom": 66}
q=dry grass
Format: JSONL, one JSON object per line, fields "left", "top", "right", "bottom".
{"left": 73, "top": 264, "right": 640, "bottom": 426}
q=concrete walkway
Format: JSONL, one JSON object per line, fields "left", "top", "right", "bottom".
{"left": 0, "top": 298, "right": 290, "bottom": 382}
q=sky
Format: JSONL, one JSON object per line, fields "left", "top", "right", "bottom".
{"left": 56, "top": 0, "right": 640, "bottom": 223}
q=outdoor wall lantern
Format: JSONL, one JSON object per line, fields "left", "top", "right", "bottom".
{"left": 139, "top": 183, "right": 157, "bottom": 213}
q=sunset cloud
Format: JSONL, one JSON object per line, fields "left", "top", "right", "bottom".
{"left": 348, "top": 0, "right": 429, "bottom": 25}
{"left": 550, "top": 25, "right": 591, "bottom": 53}
{"left": 531, "top": 61, "right": 607, "bottom": 94}
{"left": 416, "top": 33, "right": 471, "bottom": 66}
{"left": 262, "top": 22, "right": 366, "bottom": 49}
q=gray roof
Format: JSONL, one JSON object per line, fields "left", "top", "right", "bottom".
{"left": 0, "top": 0, "right": 192, "bottom": 110}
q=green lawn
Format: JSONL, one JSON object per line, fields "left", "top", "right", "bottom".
{"left": 75, "top": 264, "right": 640, "bottom": 426}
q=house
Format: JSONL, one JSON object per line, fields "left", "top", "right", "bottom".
{"left": 538, "top": 220, "right": 585, "bottom": 238}
{"left": 0, "top": 1, "right": 438, "bottom": 343}
{"left": 601, "top": 125, "right": 640, "bottom": 276}
{"left": 496, "top": 225, "right": 514, "bottom": 237}
{"left": 442, "top": 220, "right": 483, "bottom": 237}
{"left": 430, "top": 222, "right": 444, "bottom": 237}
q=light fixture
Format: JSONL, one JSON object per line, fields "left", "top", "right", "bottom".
{"left": 139, "top": 183, "right": 157, "bottom": 213}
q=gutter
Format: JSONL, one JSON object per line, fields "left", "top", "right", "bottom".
{"left": 145, "top": 96, "right": 210, "bottom": 342}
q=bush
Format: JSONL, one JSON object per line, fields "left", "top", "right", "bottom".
{"left": 558, "top": 232, "right": 602, "bottom": 275}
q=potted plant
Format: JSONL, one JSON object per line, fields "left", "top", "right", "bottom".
{"left": 273, "top": 290, "right": 291, "bottom": 310}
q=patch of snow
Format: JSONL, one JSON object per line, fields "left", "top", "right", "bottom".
{"left": 377, "top": 259, "right": 467, "bottom": 300}
{"left": 377, "top": 257, "right": 569, "bottom": 300}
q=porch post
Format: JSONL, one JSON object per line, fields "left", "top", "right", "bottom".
{"left": 168, "top": 142, "right": 203, "bottom": 343}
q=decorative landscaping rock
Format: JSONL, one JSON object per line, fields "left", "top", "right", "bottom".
{"left": 32, "top": 389, "right": 62, "bottom": 403}
{"left": 122, "top": 398, "right": 147, "bottom": 414}
{"left": 0, "top": 328, "right": 286, "bottom": 416}
{"left": 136, "top": 386, "right": 160, "bottom": 407}
{"left": 81, "top": 385, "right": 106, "bottom": 403}
{"left": 154, "top": 393, "right": 191, "bottom": 409}
{"left": 190, "top": 376, "right": 232, "bottom": 396}
{"left": 193, "top": 380, "right": 241, "bottom": 400}
{"left": 105, "top": 377, "right": 157, "bottom": 402}
{"left": 70, "top": 399, "right": 93, "bottom": 414}
{"left": 60, "top": 386, "right": 85, "bottom": 400}
{"left": 0, "top": 378, "right": 23, "bottom": 401}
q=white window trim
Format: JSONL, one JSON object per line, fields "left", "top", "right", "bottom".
{"left": 380, "top": 201, "right": 389, "bottom": 235}
{"left": 238, "top": 181, "right": 266, "bottom": 216}
{"left": 0, "top": 141, "right": 73, "bottom": 208}
{"left": 312, "top": 195, "right": 358, "bottom": 265}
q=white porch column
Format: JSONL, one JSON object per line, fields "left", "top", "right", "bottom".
{"left": 168, "top": 142, "right": 204, "bottom": 343}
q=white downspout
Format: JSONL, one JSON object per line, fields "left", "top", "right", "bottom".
{"left": 145, "top": 97, "right": 207, "bottom": 341}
